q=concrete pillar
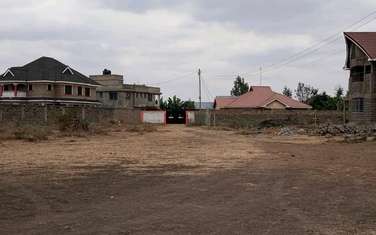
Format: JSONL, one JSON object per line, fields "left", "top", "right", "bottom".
{"left": 82, "top": 107, "right": 86, "bottom": 121}
{"left": 13, "top": 84, "right": 17, "bottom": 97}
{"left": 44, "top": 106, "right": 48, "bottom": 123}
{"left": 21, "top": 106, "right": 25, "bottom": 121}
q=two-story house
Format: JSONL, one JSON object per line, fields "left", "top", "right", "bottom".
{"left": 0, "top": 57, "right": 100, "bottom": 105}
{"left": 344, "top": 32, "right": 376, "bottom": 123}
{"left": 90, "top": 70, "right": 161, "bottom": 109}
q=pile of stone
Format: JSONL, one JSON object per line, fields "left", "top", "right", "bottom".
{"left": 278, "top": 127, "right": 295, "bottom": 136}
{"left": 314, "top": 124, "right": 376, "bottom": 142}
{"left": 315, "top": 124, "right": 376, "bottom": 136}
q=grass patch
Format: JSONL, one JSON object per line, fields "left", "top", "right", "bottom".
{"left": 125, "top": 124, "right": 158, "bottom": 134}
{"left": 13, "top": 126, "right": 51, "bottom": 142}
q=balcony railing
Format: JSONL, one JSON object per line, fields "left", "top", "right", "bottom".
{"left": 1, "top": 91, "right": 27, "bottom": 98}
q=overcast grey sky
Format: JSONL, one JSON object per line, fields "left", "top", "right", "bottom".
{"left": 1, "top": 0, "right": 376, "bottom": 101}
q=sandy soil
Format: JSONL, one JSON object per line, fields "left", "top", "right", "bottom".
{"left": 1, "top": 125, "right": 376, "bottom": 234}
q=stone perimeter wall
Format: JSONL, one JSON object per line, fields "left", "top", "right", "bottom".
{"left": 0, "top": 105, "right": 345, "bottom": 127}
{"left": 190, "top": 109, "right": 345, "bottom": 127}
{"left": 0, "top": 104, "right": 141, "bottom": 125}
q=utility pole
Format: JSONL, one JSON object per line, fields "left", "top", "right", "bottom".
{"left": 259, "top": 66, "right": 263, "bottom": 86}
{"left": 198, "top": 68, "right": 202, "bottom": 110}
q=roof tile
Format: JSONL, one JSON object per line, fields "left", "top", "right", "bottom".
{"left": 215, "top": 86, "right": 311, "bottom": 109}
{"left": 344, "top": 32, "right": 376, "bottom": 59}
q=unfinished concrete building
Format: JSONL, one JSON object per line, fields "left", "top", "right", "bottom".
{"left": 344, "top": 32, "right": 376, "bottom": 123}
{"left": 90, "top": 70, "right": 161, "bottom": 109}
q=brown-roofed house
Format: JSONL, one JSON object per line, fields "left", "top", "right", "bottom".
{"left": 214, "top": 86, "right": 311, "bottom": 110}
{"left": 344, "top": 32, "right": 376, "bottom": 123}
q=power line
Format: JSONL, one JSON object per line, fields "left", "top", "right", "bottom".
{"left": 208, "top": 9, "right": 376, "bottom": 80}
{"left": 260, "top": 18, "right": 376, "bottom": 76}
{"left": 258, "top": 10, "right": 376, "bottom": 73}
{"left": 201, "top": 77, "right": 215, "bottom": 100}
{"left": 260, "top": 10, "right": 376, "bottom": 73}
{"left": 148, "top": 72, "right": 194, "bottom": 85}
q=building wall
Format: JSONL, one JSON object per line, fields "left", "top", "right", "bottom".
{"left": 97, "top": 91, "right": 160, "bottom": 109}
{"left": 0, "top": 82, "right": 97, "bottom": 103}
{"left": 266, "top": 101, "right": 286, "bottom": 109}
{"left": 27, "top": 83, "right": 55, "bottom": 98}
{"left": 53, "top": 84, "right": 97, "bottom": 101}
{"left": 92, "top": 75, "right": 161, "bottom": 109}
{"left": 90, "top": 75, "right": 123, "bottom": 87}
{"left": 348, "top": 43, "right": 376, "bottom": 123}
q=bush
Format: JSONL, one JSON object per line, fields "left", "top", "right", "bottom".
{"left": 58, "top": 114, "right": 90, "bottom": 132}
{"left": 13, "top": 126, "right": 50, "bottom": 142}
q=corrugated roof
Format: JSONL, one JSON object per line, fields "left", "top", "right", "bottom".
{"left": 214, "top": 96, "right": 238, "bottom": 109}
{"left": 344, "top": 32, "right": 376, "bottom": 60}
{"left": 0, "top": 57, "right": 99, "bottom": 86}
{"left": 215, "top": 86, "right": 311, "bottom": 110}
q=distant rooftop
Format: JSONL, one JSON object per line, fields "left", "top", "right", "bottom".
{"left": 194, "top": 102, "right": 214, "bottom": 110}
{"left": 214, "top": 86, "right": 311, "bottom": 110}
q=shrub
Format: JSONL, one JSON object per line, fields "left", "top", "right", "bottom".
{"left": 13, "top": 126, "right": 50, "bottom": 142}
{"left": 57, "top": 114, "right": 90, "bottom": 132}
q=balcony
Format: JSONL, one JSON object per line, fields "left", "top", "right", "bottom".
{"left": 0, "top": 84, "right": 28, "bottom": 99}
{"left": 1, "top": 91, "right": 27, "bottom": 98}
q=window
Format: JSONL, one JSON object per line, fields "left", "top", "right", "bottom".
{"left": 4, "top": 84, "right": 12, "bottom": 91}
{"left": 109, "top": 92, "right": 118, "bottom": 100}
{"left": 136, "top": 93, "right": 139, "bottom": 98}
{"left": 28, "top": 84, "right": 33, "bottom": 91}
{"left": 47, "top": 84, "right": 52, "bottom": 91}
{"left": 351, "top": 66, "right": 364, "bottom": 82}
{"left": 352, "top": 98, "right": 364, "bottom": 113}
{"left": 99, "top": 92, "right": 103, "bottom": 98}
{"left": 85, "top": 88, "right": 91, "bottom": 97}
{"left": 365, "top": 65, "right": 372, "bottom": 74}
{"left": 126, "top": 92, "right": 131, "bottom": 100}
{"left": 148, "top": 94, "right": 152, "bottom": 101}
{"left": 77, "top": 86, "right": 83, "bottom": 96}
{"left": 65, "top": 85, "right": 73, "bottom": 95}
{"left": 351, "top": 45, "right": 356, "bottom": 59}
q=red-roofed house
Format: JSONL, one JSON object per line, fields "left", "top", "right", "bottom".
{"left": 214, "top": 86, "right": 311, "bottom": 110}
{"left": 344, "top": 32, "right": 376, "bottom": 122}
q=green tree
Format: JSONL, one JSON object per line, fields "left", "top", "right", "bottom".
{"left": 231, "top": 76, "right": 249, "bottom": 96}
{"left": 159, "top": 97, "right": 167, "bottom": 110}
{"left": 182, "top": 100, "right": 195, "bottom": 110}
{"left": 282, "top": 86, "right": 293, "bottom": 97}
{"left": 308, "top": 92, "right": 337, "bottom": 110}
{"left": 335, "top": 86, "right": 344, "bottom": 99}
{"left": 295, "top": 82, "right": 318, "bottom": 103}
{"left": 166, "top": 96, "right": 184, "bottom": 112}
{"left": 160, "top": 96, "right": 195, "bottom": 117}
{"left": 334, "top": 86, "right": 345, "bottom": 111}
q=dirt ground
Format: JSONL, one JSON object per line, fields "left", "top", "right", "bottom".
{"left": 1, "top": 125, "right": 376, "bottom": 235}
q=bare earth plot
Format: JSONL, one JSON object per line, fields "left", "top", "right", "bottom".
{"left": 1, "top": 125, "right": 376, "bottom": 235}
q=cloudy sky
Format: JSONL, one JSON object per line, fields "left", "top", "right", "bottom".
{"left": 1, "top": 0, "right": 376, "bottom": 101}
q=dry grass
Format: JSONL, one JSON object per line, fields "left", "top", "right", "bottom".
{"left": 0, "top": 124, "right": 50, "bottom": 142}
{"left": 13, "top": 126, "right": 51, "bottom": 142}
{"left": 124, "top": 124, "right": 158, "bottom": 134}
{"left": 0, "top": 125, "right": 266, "bottom": 176}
